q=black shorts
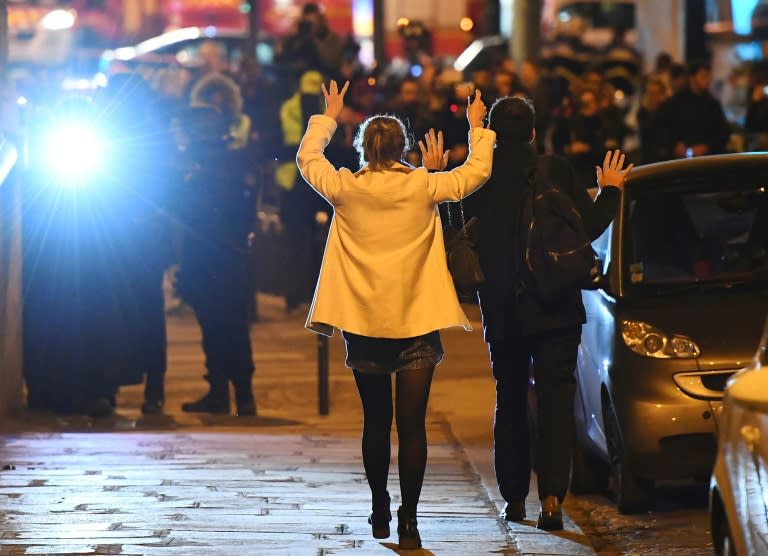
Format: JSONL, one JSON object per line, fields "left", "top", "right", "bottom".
{"left": 342, "top": 331, "right": 444, "bottom": 374}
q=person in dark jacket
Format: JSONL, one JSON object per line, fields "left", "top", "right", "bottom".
{"left": 93, "top": 73, "right": 177, "bottom": 415}
{"left": 175, "top": 105, "right": 257, "bottom": 416}
{"left": 463, "top": 96, "right": 632, "bottom": 531}
{"left": 637, "top": 74, "right": 672, "bottom": 164}
{"left": 658, "top": 60, "right": 731, "bottom": 159}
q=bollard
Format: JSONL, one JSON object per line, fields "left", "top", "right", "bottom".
{"left": 318, "top": 334, "right": 329, "bottom": 415}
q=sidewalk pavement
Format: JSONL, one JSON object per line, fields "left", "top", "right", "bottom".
{"left": 0, "top": 294, "right": 597, "bottom": 555}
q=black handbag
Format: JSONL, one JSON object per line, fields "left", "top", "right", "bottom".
{"left": 444, "top": 200, "right": 485, "bottom": 294}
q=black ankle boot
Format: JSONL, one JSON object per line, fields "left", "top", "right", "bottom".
{"left": 537, "top": 495, "right": 563, "bottom": 530}
{"left": 397, "top": 506, "right": 421, "bottom": 550}
{"left": 181, "top": 375, "right": 229, "bottom": 414}
{"left": 367, "top": 491, "right": 391, "bottom": 539}
{"left": 233, "top": 379, "right": 256, "bottom": 417}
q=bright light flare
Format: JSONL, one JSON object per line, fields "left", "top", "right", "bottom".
{"left": 41, "top": 9, "right": 76, "bottom": 31}
{"left": 43, "top": 125, "right": 105, "bottom": 185}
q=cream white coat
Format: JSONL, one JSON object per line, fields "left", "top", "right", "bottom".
{"left": 296, "top": 114, "right": 496, "bottom": 338}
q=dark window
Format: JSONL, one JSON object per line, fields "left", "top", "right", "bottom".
{"left": 625, "top": 175, "right": 768, "bottom": 287}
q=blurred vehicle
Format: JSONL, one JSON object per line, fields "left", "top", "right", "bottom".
{"left": 570, "top": 153, "right": 768, "bottom": 514}
{"left": 98, "top": 26, "right": 275, "bottom": 79}
{"left": 710, "top": 324, "right": 768, "bottom": 556}
{"left": 9, "top": 0, "right": 122, "bottom": 94}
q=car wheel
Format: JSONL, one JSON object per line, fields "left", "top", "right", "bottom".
{"left": 603, "top": 399, "right": 655, "bottom": 514}
{"left": 715, "top": 515, "right": 737, "bottom": 556}
{"left": 570, "top": 433, "right": 610, "bottom": 495}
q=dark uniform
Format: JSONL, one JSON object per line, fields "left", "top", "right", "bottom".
{"left": 175, "top": 107, "right": 256, "bottom": 416}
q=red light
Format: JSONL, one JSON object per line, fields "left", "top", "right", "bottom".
{"left": 450, "top": 104, "right": 458, "bottom": 113}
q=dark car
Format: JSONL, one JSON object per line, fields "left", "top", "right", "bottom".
{"left": 571, "top": 153, "right": 768, "bottom": 514}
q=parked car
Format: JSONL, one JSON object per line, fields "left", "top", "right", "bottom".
{"left": 571, "top": 153, "right": 768, "bottom": 514}
{"left": 710, "top": 319, "right": 768, "bottom": 556}
{"left": 98, "top": 26, "right": 276, "bottom": 79}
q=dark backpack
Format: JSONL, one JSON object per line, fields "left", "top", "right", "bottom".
{"left": 519, "top": 157, "right": 602, "bottom": 302}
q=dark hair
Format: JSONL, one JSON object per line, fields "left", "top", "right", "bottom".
{"left": 353, "top": 115, "right": 411, "bottom": 170}
{"left": 302, "top": 2, "right": 320, "bottom": 15}
{"left": 487, "top": 96, "right": 535, "bottom": 145}
{"left": 669, "top": 62, "right": 687, "bottom": 80}
{"left": 687, "top": 59, "right": 712, "bottom": 75}
{"left": 655, "top": 52, "right": 673, "bottom": 72}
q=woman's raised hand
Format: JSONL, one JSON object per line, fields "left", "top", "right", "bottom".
{"left": 466, "top": 90, "right": 487, "bottom": 129}
{"left": 596, "top": 149, "right": 634, "bottom": 191}
{"left": 418, "top": 128, "right": 450, "bottom": 171}
{"left": 321, "top": 80, "right": 350, "bottom": 121}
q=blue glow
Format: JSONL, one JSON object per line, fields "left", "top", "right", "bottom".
{"left": 733, "top": 0, "right": 759, "bottom": 35}
{"left": 410, "top": 64, "right": 423, "bottom": 77}
{"left": 204, "top": 26, "right": 217, "bottom": 38}
{"left": 735, "top": 41, "right": 763, "bottom": 61}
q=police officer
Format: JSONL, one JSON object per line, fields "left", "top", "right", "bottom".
{"left": 174, "top": 105, "right": 256, "bottom": 416}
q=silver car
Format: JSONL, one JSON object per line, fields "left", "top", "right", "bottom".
{"left": 571, "top": 153, "right": 768, "bottom": 514}
{"left": 710, "top": 316, "right": 768, "bottom": 556}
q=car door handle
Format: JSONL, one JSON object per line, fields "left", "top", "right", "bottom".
{"left": 741, "top": 425, "right": 761, "bottom": 452}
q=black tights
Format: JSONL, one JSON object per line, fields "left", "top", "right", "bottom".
{"left": 353, "top": 367, "right": 435, "bottom": 515}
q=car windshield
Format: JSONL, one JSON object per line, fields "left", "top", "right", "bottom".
{"left": 624, "top": 179, "right": 768, "bottom": 289}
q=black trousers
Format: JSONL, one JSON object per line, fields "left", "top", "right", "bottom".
{"left": 192, "top": 290, "right": 254, "bottom": 385}
{"left": 488, "top": 326, "right": 581, "bottom": 503}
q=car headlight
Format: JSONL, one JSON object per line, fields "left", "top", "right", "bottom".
{"left": 621, "top": 320, "right": 701, "bottom": 359}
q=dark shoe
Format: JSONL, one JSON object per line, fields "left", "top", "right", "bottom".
{"left": 141, "top": 399, "right": 164, "bottom": 415}
{"left": 85, "top": 397, "right": 114, "bottom": 418}
{"left": 397, "top": 506, "right": 421, "bottom": 550}
{"left": 368, "top": 492, "right": 391, "bottom": 539}
{"left": 181, "top": 392, "right": 230, "bottom": 414}
{"left": 182, "top": 375, "right": 230, "bottom": 414}
{"left": 501, "top": 500, "right": 526, "bottom": 522}
{"left": 537, "top": 495, "right": 563, "bottom": 531}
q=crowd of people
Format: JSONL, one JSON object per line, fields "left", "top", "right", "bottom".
{"left": 15, "top": 2, "right": 768, "bottom": 551}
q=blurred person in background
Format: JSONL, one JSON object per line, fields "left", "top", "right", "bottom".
{"left": 637, "top": 75, "right": 672, "bottom": 164}
{"left": 275, "top": 2, "right": 344, "bottom": 79}
{"left": 275, "top": 70, "right": 328, "bottom": 313}
{"left": 190, "top": 72, "right": 251, "bottom": 152}
{"left": 94, "top": 73, "right": 177, "bottom": 415}
{"left": 658, "top": 60, "right": 731, "bottom": 159}
{"left": 744, "top": 60, "right": 768, "bottom": 150}
{"left": 385, "top": 77, "right": 435, "bottom": 166}
{"left": 563, "top": 88, "right": 607, "bottom": 187}
{"left": 518, "top": 59, "right": 552, "bottom": 153}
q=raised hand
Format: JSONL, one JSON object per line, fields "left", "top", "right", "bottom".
{"left": 321, "top": 80, "right": 350, "bottom": 121}
{"left": 596, "top": 149, "right": 634, "bottom": 190}
{"left": 418, "top": 128, "right": 450, "bottom": 171}
{"left": 466, "top": 90, "right": 487, "bottom": 129}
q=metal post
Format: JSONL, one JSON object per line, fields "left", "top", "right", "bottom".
{"left": 318, "top": 334, "right": 329, "bottom": 415}
{"left": 247, "top": 0, "right": 260, "bottom": 57}
{"left": 372, "top": 0, "right": 385, "bottom": 73}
